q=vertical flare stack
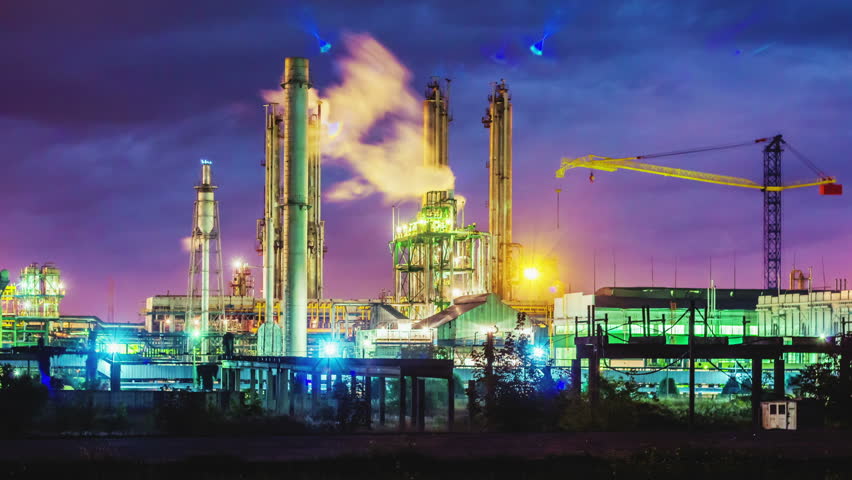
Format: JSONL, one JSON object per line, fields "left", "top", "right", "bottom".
{"left": 483, "top": 81, "right": 513, "bottom": 300}
{"left": 282, "top": 58, "right": 310, "bottom": 356}
{"left": 189, "top": 159, "right": 220, "bottom": 353}
{"left": 307, "top": 102, "right": 325, "bottom": 300}
{"left": 423, "top": 79, "right": 451, "bottom": 172}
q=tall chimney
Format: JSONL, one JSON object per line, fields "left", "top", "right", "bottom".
{"left": 483, "top": 81, "right": 513, "bottom": 300}
{"left": 282, "top": 58, "right": 310, "bottom": 356}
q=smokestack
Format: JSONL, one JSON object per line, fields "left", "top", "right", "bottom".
{"left": 282, "top": 58, "right": 310, "bottom": 356}
{"left": 483, "top": 80, "right": 513, "bottom": 300}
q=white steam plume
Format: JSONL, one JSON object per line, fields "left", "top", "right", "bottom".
{"left": 263, "top": 33, "right": 455, "bottom": 203}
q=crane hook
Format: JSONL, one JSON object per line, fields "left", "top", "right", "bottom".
{"left": 589, "top": 172, "right": 595, "bottom": 183}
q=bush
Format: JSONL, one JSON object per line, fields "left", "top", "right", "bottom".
{"left": 0, "top": 365, "right": 48, "bottom": 436}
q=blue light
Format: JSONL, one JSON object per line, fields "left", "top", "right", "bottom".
{"left": 556, "top": 380, "right": 566, "bottom": 390}
{"left": 200, "top": 158, "right": 212, "bottom": 165}
{"left": 322, "top": 341, "right": 339, "bottom": 357}
{"left": 530, "top": 40, "right": 544, "bottom": 56}
{"left": 533, "top": 346, "right": 546, "bottom": 359}
{"left": 319, "top": 38, "right": 331, "bottom": 53}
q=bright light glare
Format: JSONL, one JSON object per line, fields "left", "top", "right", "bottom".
{"left": 322, "top": 342, "right": 339, "bottom": 357}
{"left": 452, "top": 288, "right": 462, "bottom": 298}
{"left": 232, "top": 258, "right": 244, "bottom": 270}
{"left": 523, "top": 267, "right": 541, "bottom": 280}
{"left": 191, "top": 330, "right": 201, "bottom": 339}
{"left": 533, "top": 346, "right": 546, "bottom": 359}
{"left": 106, "top": 343, "right": 122, "bottom": 354}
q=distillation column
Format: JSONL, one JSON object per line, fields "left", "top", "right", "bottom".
{"left": 188, "top": 159, "right": 221, "bottom": 354}
{"left": 261, "top": 104, "right": 283, "bottom": 342}
{"left": 423, "top": 79, "right": 450, "bottom": 171}
{"left": 307, "top": 102, "right": 325, "bottom": 300}
{"left": 282, "top": 58, "right": 311, "bottom": 356}
{"left": 483, "top": 81, "right": 513, "bottom": 300}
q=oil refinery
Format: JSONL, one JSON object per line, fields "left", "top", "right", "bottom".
{"left": 0, "top": 53, "right": 847, "bottom": 428}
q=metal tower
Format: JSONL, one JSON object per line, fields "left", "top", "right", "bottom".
{"left": 187, "top": 159, "right": 224, "bottom": 354}
{"left": 763, "top": 135, "right": 783, "bottom": 290}
{"left": 483, "top": 80, "right": 516, "bottom": 300}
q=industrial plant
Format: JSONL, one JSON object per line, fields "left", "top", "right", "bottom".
{"left": 1, "top": 53, "right": 848, "bottom": 431}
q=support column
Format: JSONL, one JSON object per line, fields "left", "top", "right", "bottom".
{"left": 350, "top": 373, "right": 357, "bottom": 396}
{"left": 110, "top": 362, "right": 121, "bottom": 392}
{"left": 588, "top": 355, "right": 600, "bottom": 406}
{"left": 312, "top": 370, "right": 320, "bottom": 414}
{"left": 774, "top": 357, "right": 785, "bottom": 398}
{"left": 221, "top": 368, "right": 230, "bottom": 391}
{"left": 379, "top": 377, "right": 387, "bottom": 425}
{"left": 411, "top": 376, "right": 419, "bottom": 428}
{"left": 234, "top": 368, "right": 241, "bottom": 392}
{"left": 417, "top": 378, "right": 426, "bottom": 432}
{"left": 268, "top": 367, "right": 277, "bottom": 412}
{"left": 752, "top": 357, "right": 763, "bottom": 429}
{"left": 277, "top": 368, "right": 288, "bottom": 414}
{"left": 250, "top": 368, "right": 257, "bottom": 391}
{"left": 365, "top": 376, "right": 372, "bottom": 427}
{"left": 398, "top": 376, "right": 407, "bottom": 431}
{"left": 289, "top": 369, "right": 297, "bottom": 416}
{"left": 447, "top": 376, "right": 455, "bottom": 431}
{"left": 570, "top": 358, "right": 581, "bottom": 395}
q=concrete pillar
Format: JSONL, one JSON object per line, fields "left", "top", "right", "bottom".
{"left": 447, "top": 376, "right": 455, "bottom": 431}
{"left": 249, "top": 368, "right": 257, "bottom": 391}
{"left": 379, "top": 377, "right": 387, "bottom": 425}
{"left": 312, "top": 371, "right": 320, "bottom": 414}
{"left": 417, "top": 378, "right": 426, "bottom": 432}
{"left": 411, "top": 376, "right": 419, "bottom": 428}
{"left": 110, "top": 362, "right": 121, "bottom": 392}
{"left": 326, "top": 371, "right": 333, "bottom": 397}
{"left": 774, "top": 358, "right": 785, "bottom": 398}
{"left": 268, "top": 367, "right": 277, "bottom": 411}
{"left": 350, "top": 373, "right": 357, "bottom": 396}
{"left": 365, "top": 376, "right": 372, "bottom": 427}
{"left": 278, "top": 368, "right": 288, "bottom": 414}
{"left": 234, "top": 368, "right": 241, "bottom": 392}
{"left": 398, "top": 376, "right": 407, "bottom": 431}
{"left": 289, "top": 369, "right": 297, "bottom": 416}
{"left": 752, "top": 357, "right": 763, "bottom": 429}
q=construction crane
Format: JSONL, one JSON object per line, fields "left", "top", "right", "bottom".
{"left": 555, "top": 135, "right": 842, "bottom": 290}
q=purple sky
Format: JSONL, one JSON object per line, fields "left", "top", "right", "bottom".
{"left": 2, "top": 1, "right": 851, "bottom": 321}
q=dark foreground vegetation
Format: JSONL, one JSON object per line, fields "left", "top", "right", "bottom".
{"left": 4, "top": 449, "right": 852, "bottom": 480}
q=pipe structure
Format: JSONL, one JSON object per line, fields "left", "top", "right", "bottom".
{"left": 307, "top": 101, "right": 325, "bottom": 300}
{"left": 483, "top": 80, "right": 513, "bottom": 300}
{"left": 282, "top": 58, "right": 310, "bottom": 356}
{"left": 423, "top": 78, "right": 450, "bottom": 171}
{"left": 262, "top": 104, "right": 283, "bottom": 339}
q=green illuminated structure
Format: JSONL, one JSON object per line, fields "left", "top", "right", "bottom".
{"left": 391, "top": 191, "right": 490, "bottom": 319}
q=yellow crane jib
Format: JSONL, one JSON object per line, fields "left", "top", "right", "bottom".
{"left": 556, "top": 154, "right": 837, "bottom": 192}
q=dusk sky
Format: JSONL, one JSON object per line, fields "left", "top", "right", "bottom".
{"left": 2, "top": 0, "right": 851, "bottom": 322}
